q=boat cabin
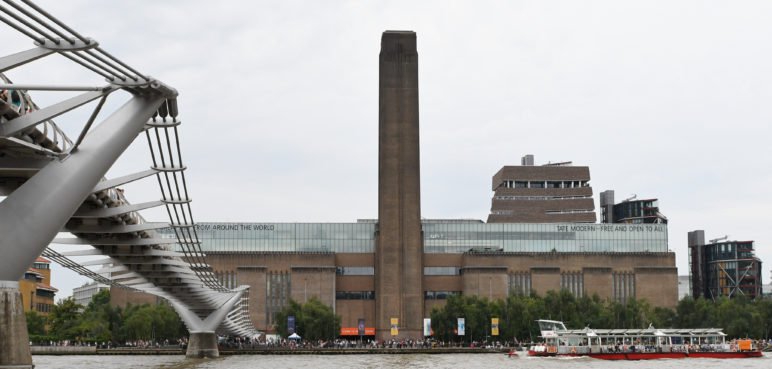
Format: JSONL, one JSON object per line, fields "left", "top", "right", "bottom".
{"left": 534, "top": 319, "right": 742, "bottom": 355}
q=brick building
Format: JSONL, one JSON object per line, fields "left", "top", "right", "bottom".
{"left": 18, "top": 257, "right": 57, "bottom": 316}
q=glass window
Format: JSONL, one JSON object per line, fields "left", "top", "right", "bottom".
{"left": 423, "top": 291, "right": 461, "bottom": 300}
{"left": 424, "top": 266, "right": 460, "bottom": 276}
{"left": 336, "top": 267, "right": 374, "bottom": 276}
{"left": 336, "top": 291, "right": 375, "bottom": 300}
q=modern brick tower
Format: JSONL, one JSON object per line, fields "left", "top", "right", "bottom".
{"left": 376, "top": 31, "right": 423, "bottom": 340}
{"left": 487, "top": 155, "right": 596, "bottom": 223}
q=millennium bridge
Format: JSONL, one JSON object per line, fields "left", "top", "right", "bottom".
{"left": 0, "top": 1, "right": 257, "bottom": 366}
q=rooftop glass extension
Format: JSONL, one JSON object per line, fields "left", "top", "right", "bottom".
{"left": 161, "top": 221, "right": 668, "bottom": 254}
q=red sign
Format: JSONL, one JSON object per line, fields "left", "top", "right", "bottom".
{"left": 340, "top": 327, "right": 375, "bottom": 336}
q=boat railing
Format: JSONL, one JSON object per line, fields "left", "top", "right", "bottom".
{"left": 559, "top": 343, "right": 738, "bottom": 355}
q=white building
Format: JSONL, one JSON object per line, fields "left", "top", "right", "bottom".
{"left": 678, "top": 275, "right": 691, "bottom": 300}
{"left": 73, "top": 281, "right": 110, "bottom": 307}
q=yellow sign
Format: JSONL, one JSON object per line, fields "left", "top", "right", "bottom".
{"left": 390, "top": 318, "right": 399, "bottom": 336}
{"left": 491, "top": 318, "right": 499, "bottom": 336}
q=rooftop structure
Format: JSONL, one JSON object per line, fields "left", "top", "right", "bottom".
{"left": 488, "top": 155, "right": 596, "bottom": 223}
{"left": 600, "top": 190, "right": 668, "bottom": 224}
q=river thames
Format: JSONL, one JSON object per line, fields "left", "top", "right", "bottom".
{"left": 31, "top": 353, "right": 772, "bottom": 369}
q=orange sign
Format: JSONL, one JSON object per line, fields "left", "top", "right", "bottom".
{"left": 340, "top": 327, "right": 376, "bottom": 336}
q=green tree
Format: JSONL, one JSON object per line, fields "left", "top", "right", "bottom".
{"left": 122, "top": 304, "right": 153, "bottom": 340}
{"left": 47, "top": 297, "right": 83, "bottom": 340}
{"left": 757, "top": 299, "right": 772, "bottom": 339}
{"left": 26, "top": 310, "right": 47, "bottom": 336}
{"left": 275, "top": 298, "right": 340, "bottom": 341}
{"left": 76, "top": 289, "right": 115, "bottom": 342}
{"left": 651, "top": 306, "right": 677, "bottom": 328}
{"left": 429, "top": 304, "right": 452, "bottom": 342}
{"left": 120, "top": 303, "right": 185, "bottom": 341}
{"left": 275, "top": 299, "right": 303, "bottom": 337}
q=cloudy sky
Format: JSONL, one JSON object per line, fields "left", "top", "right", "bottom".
{"left": 3, "top": 0, "right": 771, "bottom": 299}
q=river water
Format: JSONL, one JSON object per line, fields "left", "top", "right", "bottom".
{"left": 32, "top": 353, "right": 772, "bottom": 369}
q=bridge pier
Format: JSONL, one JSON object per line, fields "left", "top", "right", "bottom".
{"left": 0, "top": 282, "right": 33, "bottom": 369}
{"left": 173, "top": 289, "right": 247, "bottom": 360}
{"left": 186, "top": 331, "right": 219, "bottom": 358}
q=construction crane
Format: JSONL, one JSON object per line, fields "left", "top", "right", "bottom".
{"left": 623, "top": 194, "right": 637, "bottom": 202}
{"left": 709, "top": 235, "right": 729, "bottom": 243}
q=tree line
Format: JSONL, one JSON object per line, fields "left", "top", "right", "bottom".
{"left": 34, "top": 289, "right": 772, "bottom": 344}
{"left": 429, "top": 290, "right": 772, "bottom": 343}
{"left": 26, "top": 290, "right": 186, "bottom": 344}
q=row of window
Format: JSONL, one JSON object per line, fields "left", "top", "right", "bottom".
{"left": 35, "top": 303, "right": 52, "bottom": 313}
{"left": 23, "top": 272, "right": 42, "bottom": 282}
{"left": 490, "top": 210, "right": 513, "bottom": 215}
{"left": 32, "top": 262, "right": 50, "bottom": 270}
{"left": 501, "top": 180, "right": 589, "bottom": 189}
{"left": 510, "top": 272, "right": 636, "bottom": 302}
{"left": 36, "top": 289, "right": 55, "bottom": 298}
{"left": 561, "top": 272, "right": 584, "bottom": 298}
{"left": 545, "top": 209, "right": 595, "bottom": 215}
{"left": 324, "top": 290, "right": 492, "bottom": 301}
{"left": 336, "top": 291, "right": 375, "bottom": 300}
{"left": 494, "top": 195, "right": 592, "bottom": 201}
{"left": 216, "top": 270, "right": 240, "bottom": 289}
{"left": 333, "top": 266, "right": 464, "bottom": 276}
{"left": 613, "top": 272, "right": 635, "bottom": 303}
{"left": 336, "top": 267, "right": 374, "bottom": 276}
{"left": 334, "top": 266, "right": 514, "bottom": 276}
{"left": 510, "top": 273, "right": 531, "bottom": 296}
{"left": 170, "top": 222, "right": 669, "bottom": 254}
{"left": 423, "top": 267, "right": 460, "bottom": 276}
{"left": 704, "top": 242, "right": 758, "bottom": 261}
{"left": 424, "top": 291, "right": 461, "bottom": 300}
{"left": 266, "top": 272, "right": 290, "bottom": 327}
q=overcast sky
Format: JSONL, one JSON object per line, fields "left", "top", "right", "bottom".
{"left": 3, "top": 0, "right": 771, "bottom": 299}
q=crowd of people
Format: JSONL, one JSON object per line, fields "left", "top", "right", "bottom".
{"left": 33, "top": 336, "right": 771, "bottom": 352}
{"left": 224, "top": 337, "right": 511, "bottom": 350}
{"left": 33, "top": 338, "right": 187, "bottom": 350}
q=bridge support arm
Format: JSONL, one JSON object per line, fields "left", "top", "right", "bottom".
{"left": 171, "top": 289, "right": 246, "bottom": 358}
{"left": 0, "top": 94, "right": 164, "bottom": 281}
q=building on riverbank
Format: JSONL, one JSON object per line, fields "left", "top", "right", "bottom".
{"left": 18, "top": 257, "right": 57, "bottom": 316}
{"left": 688, "top": 230, "right": 763, "bottom": 300}
{"left": 157, "top": 220, "right": 677, "bottom": 336}
{"left": 73, "top": 281, "right": 110, "bottom": 308}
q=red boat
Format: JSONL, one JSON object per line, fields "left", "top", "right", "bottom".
{"left": 526, "top": 319, "right": 763, "bottom": 360}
